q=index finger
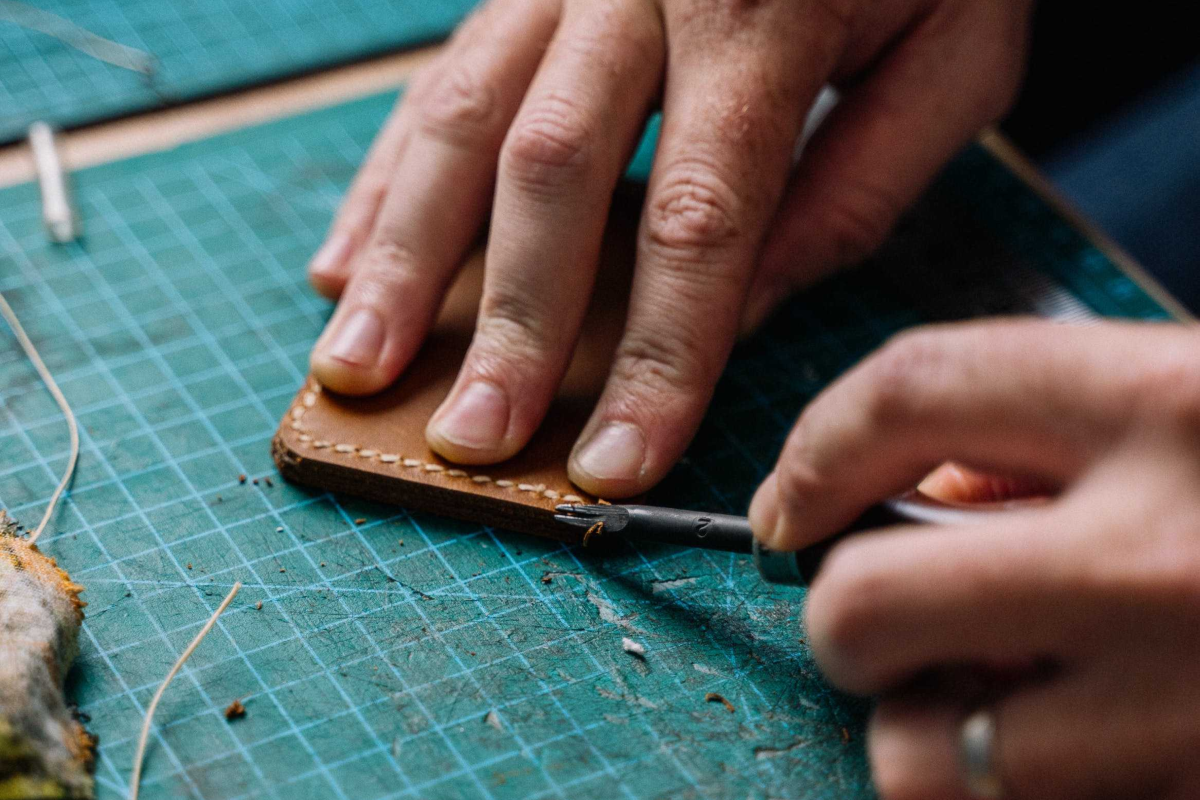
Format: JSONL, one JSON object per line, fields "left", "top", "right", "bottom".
{"left": 747, "top": 320, "right": 1181, "bottom": 552}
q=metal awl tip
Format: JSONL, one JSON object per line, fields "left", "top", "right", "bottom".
{"left": 553, "top": 504, "right": 630, "bottom": 532}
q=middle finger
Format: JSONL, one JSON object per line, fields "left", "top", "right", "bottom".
{"left": 426, "top": 0, "right": 665, "bottom": 463}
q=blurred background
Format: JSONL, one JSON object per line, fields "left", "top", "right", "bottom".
{"left": 1005, "top": 2, "right": 1199, "bottom": 311}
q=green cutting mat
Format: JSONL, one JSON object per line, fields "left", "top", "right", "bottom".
{"left": 0, "top": 90, "right": 1171, "bottom": 800}
{"left": 0, "top": 0, "right": 478, "bottom": 142}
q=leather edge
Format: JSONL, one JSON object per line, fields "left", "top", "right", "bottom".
{"left": 271, "top": 430, "right": 583, "bottom": 544}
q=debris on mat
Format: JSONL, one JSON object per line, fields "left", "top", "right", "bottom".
{"left": 224, "top": 699, "right": 246, "bottom": 721}
{"left": 621, "top": 637, "right": 647, "bottom": 659}
{"left": 705, "top": 692, "right": 736, "bottom": 713}
{"left": 0, "top": 513, "right": 94, "bottom": 800}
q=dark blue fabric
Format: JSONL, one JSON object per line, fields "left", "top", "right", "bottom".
{"left": 1044, "top": 60, "right": 1200, "bottom": 312}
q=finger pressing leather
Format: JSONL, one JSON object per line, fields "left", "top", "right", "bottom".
{"left": 567, "top": 1, "right": 843, "bottom": 497}
{"left": 746, "top": 320, "right": 1168, "bottom": 552}
{"left": 427, "top": 0, "right": 664, "bottom": 463}
{"left": 311, "top": 0, "right": 559, "bottom": 395}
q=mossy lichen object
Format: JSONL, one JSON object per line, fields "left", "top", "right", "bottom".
{"left": 0, "top": 512, "right": 93, "bottom": 799}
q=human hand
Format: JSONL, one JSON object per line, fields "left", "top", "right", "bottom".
{"left": 307, "top": 0, "right": 1033, "bottom": 498}
{"left": 748, "top": 320, "right": 1200, "bottom": 799}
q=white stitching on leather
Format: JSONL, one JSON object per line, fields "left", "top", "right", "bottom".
{"left": 285, "top": 381, "right": 591, "bottom": 506}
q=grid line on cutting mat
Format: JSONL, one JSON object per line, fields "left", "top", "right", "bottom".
{"left": 0, "top": 0, "right": 480, "bottom": 141}
{"left": 0, "top": 89, "right": 1172, "bottom": 800}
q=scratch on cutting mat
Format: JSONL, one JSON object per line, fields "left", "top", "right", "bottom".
{"left": 586, "top": 591, "right": 643, "bottom": 634}
{"left": 650, "top": 576, "right": 699, "bottom": 594}
{"left": 596, "top": 686, "right": 658, "bottom": 710}
{"left": 753, "top": 739, "right": 807, "bottom": 760}
{"left": 0, "top": 1, "right": 156, "bottom": 76}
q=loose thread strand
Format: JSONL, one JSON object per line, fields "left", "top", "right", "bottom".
{"left": 0, "top": 290, "right": 79, "bottom": 544}
{"left": 129, "top": 581, "right": 242, "bottom": 800}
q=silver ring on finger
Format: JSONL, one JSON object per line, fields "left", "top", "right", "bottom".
{"left": 960, "top": 708, "right": 1005, "bottom": 799}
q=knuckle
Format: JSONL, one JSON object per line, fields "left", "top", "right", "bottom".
{"left": 350, "top": 240, "right": 421, "bottom": 298}
{"left": 645, "top": 160, "right": 745, "bottom": 255}
{"left": 611, "top": 328, "right": 713, "bottom": 401}
{"left": 1124, "top": 509, "right": 1200, "bottom": 608}
{"left": 772, "top": 452, "right": 826, "bottom": 514}
{"left": 564, "top": 5, "right": 661, "bottom": 74}
{"left": 502, "top": 93, "right": 596, "bottom": 188}
{"left": 805, "top": 543, "right": 886, "bottom": 684}
{"left": 1133, "top": 350, "right": 1200, "bottom": 432}
{"left": 811, "top": 178, "right": 900, "bottom": 267}
{"left": 415, "top": 62, "right": 501, "bottom": 146}
{"left": 476, "top": 291, "right": 557, "bottom": 360}
{"left": 857, "top": 329, "right": 952, "bottom": 425}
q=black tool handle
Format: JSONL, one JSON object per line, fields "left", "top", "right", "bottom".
{"left": 754, "top": 494, "right": 996, "bottom": 586}
{"left": 622, "top": 506, "right": 755, "bottom": 553}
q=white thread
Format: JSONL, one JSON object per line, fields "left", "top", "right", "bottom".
{"left": 563, "top": 495, "right": 583, "bottom": 504}
{"left": 129, "top": 581, "right": 241, "bottom": 800}
{"left": 0, "top": 291, "right": 79, "bottom": 545}
{"left": 495, "top": 480, "right": 514, "bottom": 488}
{"left": 446, "top": 469, "right": 467, "bottom": 478}
{"left": 518, "top": 484, "right": 535, "bottom": 492}
{"left": 334, "top": 444, "right": 356, "bottom": 454}
{"left": 423, "top": 464, "right": 444, "bottom": 473}
{"left": 471, "top": 475, "right": 492, "bottom": 484}
{"left": 358, "top": 449, "right": 378, "bottom": 458}
{"left": 403, "top": 458, "right": 420, "bottom": 468}
{"left": 379, "top": 454, "right": 399, "bottom": 463}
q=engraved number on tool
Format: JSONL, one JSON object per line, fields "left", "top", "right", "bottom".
{"left": 694, "top": 517, "right": 713, "bottom": 539}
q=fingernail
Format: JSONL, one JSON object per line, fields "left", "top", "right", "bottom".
{"left": 322, "top": 307, "right": 384, "bottom": 367}
{"left": 430, "top": 381, "right": 509, "bottom": 451}
{"left": 574, "top": 422, "right": 645, "bottom": 482}
{"left": 748, "top": 472, "right": 782, "bottom": 545}
{"left": 310, "top": 232, "right": 351, "bottom": 276}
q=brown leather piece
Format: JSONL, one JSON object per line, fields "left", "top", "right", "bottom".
{"left": 273, "top": 193, "right": 643, "bottom": 542}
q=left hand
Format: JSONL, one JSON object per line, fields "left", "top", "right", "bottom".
{"left": 304, "top": 0, "right": 1031, "bottom": 499}
{"left": 748, "top": 319, "right": 1200, "bottom": 799}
